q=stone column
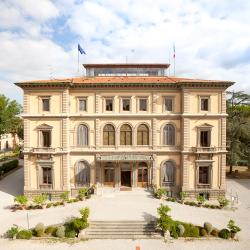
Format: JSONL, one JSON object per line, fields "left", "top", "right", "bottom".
{"left": 152, "top": 154, "right": 157, "bottom": 186}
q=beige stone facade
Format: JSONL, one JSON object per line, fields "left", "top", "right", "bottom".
{"left": 15, "top": 63, "right": 233, "bottom": 199}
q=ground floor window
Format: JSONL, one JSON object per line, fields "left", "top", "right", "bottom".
{"left": 198, "top": 166, "right": 210, "bottom": 186}
{"left": 42, "top": 167, "right": 52, "bottom": 185}
{"left": 75, "top": 161, "right": 90, "bottom": 186}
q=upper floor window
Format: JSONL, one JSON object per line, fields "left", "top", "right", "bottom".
{"left": 37, "top": 124, "right": 53, "bottom": 148}
{"left": 161, "top": 161, "right": 175, "bottom": 186}
{"left": 122, "top": 98, "right": 130, "bottom": 111}
{"left": 103, "top": 124, "right": 115, "bottom": 145}
{"left": 137, "top": 124, "right": 149, "bottom": 145}
{"left": 200, "top": 97, "right": 209, "bottom": 111}
{"left": 41, "top": 97, "right": 50, "bottom": 112}
{"left": 78, "top": 98, "right": 87, "bottom": 112}
{"left": 200, "top": 130, "right": 210, "bottom": 147}
{"left": 75, "top": 161, "right": 90, "bottom": 187}
{"left": 120, "top": 124, "right": 132, "bottom": 145}
{"left": 163, "top": 124, "right": 175, "bottom": 145}
{"left": 105, "top": 98, "right": 113, "bottom": 111}
{"left": 164, "top": 97, "right": 173, "bottom": 112}
{"left": 139, "top": 98, "right": 148, "bottom": 111}
{"left": 77, "top": 124, "right": 88, "bottom": 146}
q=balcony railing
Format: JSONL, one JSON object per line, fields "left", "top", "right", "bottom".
{"left": 191, "top": 146, "right": 223, "bottom": 153}
{"left": 196, "top": 183, "right": 211, "bottom": 189}
{"left": 40, "top": 184, "right": 52, "bottom": 190}
{"left": 24, "top": 147, "right": 63, "bottom": 153}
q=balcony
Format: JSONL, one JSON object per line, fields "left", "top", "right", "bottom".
{"left": 40, "top": 184, "right": 52, "bottom": 190}
{"left": 191, "top": 146, "right": 223, "bottom": 153}
{"left": 24, "top": 147, "right": 63, "bottom": 153}
{"left": 196, "top": 183, "right": 211, "bottom": 189}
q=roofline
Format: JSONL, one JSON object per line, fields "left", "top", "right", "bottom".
{"left": 82, "top": 63, "right": 170, "bottom": 69}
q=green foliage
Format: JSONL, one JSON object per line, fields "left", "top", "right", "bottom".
{"left": 32, "top": 194, "right": 48, "bottom": 206}
{"left": 65, "top": 229, "right": 76, "bottom": 238}
{"left": 45, "top": 226, "right": 57, "bottom": 236}
{"left": 177, "top": 224, "right": 185, "bottom": 237}
{"left": 80, "top": 207, "right": 90, "bottom": 220}
{"left": 204, "top": 222, "right": 213, "bottom": 235}
{"left": 56, "top": 226, "right": 65, "bottom": 238}
{"left": 184, "top": 201, "right": 197, "bottom": 206}
{"left": 179, "top": 191, "right": 187, "bottom": 202}
{"left": 219, "top": 228, "right": 230, "bottom": 239}
{"left": 169, "top": 222, "right": 179, "bottom": 239}
{"left": 157, "top": 204, "right": 173, "bottom": 232}
{"left": 60, "top": 191, "right": 70, "bottom": 202}
{"left": 0, "top": 159, "right": 19, "bottom": 175}
{"left": 227, "top": 219, "right": 241, "bottom": 233}
{"left": 46, "top": 203, "right": 52, "bottom": 208}
{"left": 34, "top": 223, "right": 45, "bottom": 237}
{"left": 66, "top": 218, "right": 88, "bottom": 233}
{"left": 200, "top": 228, "right": 208, "bottom": 237}
{"left": 181, "top": 223, "right": 200, "bottom": 237}
{"left": 16, "top": 229, "right": 32, "bottom": 239}
{"left": 154, "top": 188, "right": 166, "bottom": 199}
{"left": 217, "top": 196, "right": 230, "bottom": 208}
{"left": 5, "top": 225, "right": 19, "bottom": 238}
{"left": 211, "top": 228, "right": 219, "bottom": 237}
{"left": 196, "top": 195, "right": 206, "bottom": 205}
{"left": 166, "top": 197, "right": 176, "bottom": 202}
{"left": 78, "top": 188, "right": 89, "bottom": 200}
{"left": 14, "top": 195, "right": 28, "bottom": 206}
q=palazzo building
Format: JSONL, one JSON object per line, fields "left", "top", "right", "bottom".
{"left": 15, "top": 63, "right": 233, "bottom": 199}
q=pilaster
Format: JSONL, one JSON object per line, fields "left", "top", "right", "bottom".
{"left": 23, "top": 91, "right": 29, "bottom": 114}
{"left": 95, "top": 93, "right": 100, "bottom": 113}
{"left": 152, "top": 118, "right": 157, "bottom": 149}
{"left": 182, "top": 88, "right": 190, "bottom": 113}
{"left": 152, "top": 154, "right": 157, "bottom": 186}
{"left": 95, "top": 119, "right": 100, "bottom": 149}
{"left": 221, "top": 91, "right": 226, "bottom": 114}
{"left": 23, "top": 119, "right": 30, "bottom": 149}
{"left": 23, "top": 154, "right": 30, "bottom": 189}
{"left": 62, "top": 88, "right": 69, "bottom": 113}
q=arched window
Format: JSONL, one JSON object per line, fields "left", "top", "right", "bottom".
{"left": 77, "top": 124, "right": 88, "bottom": 146}
{"left": 120, "top": 124, "right": 132, "bottom": 145}
{"left": 163, "top": 124, "right": 175, "bottom": 145}
{"left": 137, "top": 124, "right": 149, "bottom": 145}
{"left": 162, "top": 161, "right": 175, "bottom": 186}
{"left": 103, "top": 124, "right": 115, "bottom": 145}
{"left": 75, "top": 161, "right": 90, "bottom": 186}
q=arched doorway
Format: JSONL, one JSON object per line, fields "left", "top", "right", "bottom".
{"left": 137, "top": 162, "right": 148, "bottom": 187}
{"left": 75, "top": 161, "right": 90, "bottom": 187}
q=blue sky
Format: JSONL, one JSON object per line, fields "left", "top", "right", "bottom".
{"left": 0, "top": 0, "right": 250, "bottom": 104}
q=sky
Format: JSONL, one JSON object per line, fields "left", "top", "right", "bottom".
{"left": 1, "top": 0, "right": 250, "bottom": 104}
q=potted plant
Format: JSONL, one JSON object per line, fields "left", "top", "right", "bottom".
{"left": 60, "top": 191, "right": 70, "bottom": 205}
{"left": 227, "top": 219, "right": 241, "bottom": 239}
{"left": 14, "top": 195, "right": 28, "bottom": 210}
{"left": 33, "top": 194, "right": 48, "bottom": 209}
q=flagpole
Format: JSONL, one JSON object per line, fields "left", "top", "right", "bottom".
{"left": 78, "top": 48, "right": 79, "bottom": 73}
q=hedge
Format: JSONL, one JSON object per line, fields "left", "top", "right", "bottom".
{"left": 0, "top": 159, "right": 18, "bottom": 175}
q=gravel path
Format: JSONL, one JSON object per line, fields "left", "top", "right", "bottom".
{"left": 0, "top": 166, "right": 249, "bottom": 250}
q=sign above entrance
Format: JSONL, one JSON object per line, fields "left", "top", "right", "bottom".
{"left": 96, "top": 154, "right": 153, "bottom": 162}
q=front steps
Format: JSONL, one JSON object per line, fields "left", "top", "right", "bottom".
{"left": 84, "top": 220, "right": 162, "bottom": 239}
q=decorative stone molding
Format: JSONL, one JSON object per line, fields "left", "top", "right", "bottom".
{"left": 62, "top": 88, "right": 69, "bottom": 113}
{"left": 182, "top": 89, "right": 189, "bottom": 113}
{"left": 221, "top": 91, "right": 226, "bottom": 114}
{"left": 95, "top": 93, "right": 100, "bottom": 113}
{"left": 23, "top": 119, "right": 30, "bottom": 148}
{"left": 95, "top": 119, "right": 100, "bottom": 149}
{"left": 152, "top": 118, "right": 157, "bottom": 149}
{"left": 182, "top": 118, "right": 190, "bottom": 147}
{"left": 152, "top": 153, "right": 157, "bottom": 185}
{"left": 62, "top": 154, "right": 70, "bottom": 190}
{"left": 220, "top": 154, "right": 226, "bottom": 189}
{"left": 152, "top": 93, "right": 158, "bottom": 113}
{"left": 23, "top": 91, "right": 29, "bottom": 113}
{"left": 182, "top": 154, "right": 189, "bottom": 189}
{"left": 221, "top": 118, "right": 226, "bottom": 150}
{"left": 23, "top": 155, "right": 30, "bottom": 189}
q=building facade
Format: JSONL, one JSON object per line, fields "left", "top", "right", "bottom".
{"left": 15, "top": 63, "right": 233, "bottom": 199}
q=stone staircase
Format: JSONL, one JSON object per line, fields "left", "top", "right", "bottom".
{"left": 84, "top": 220, "right": 162, "bottom": 239}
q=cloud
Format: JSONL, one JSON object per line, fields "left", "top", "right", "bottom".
{"left": 0, "top": 0, "right": 250, "bottom": 104}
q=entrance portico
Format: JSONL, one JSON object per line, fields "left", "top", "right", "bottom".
{"left": 96, "top": 154, "right": 154, "bottom": 190}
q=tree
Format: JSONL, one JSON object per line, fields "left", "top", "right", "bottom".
{"left": 226, "top": 91, "right": 250, "bottom": 173}
{"left": 0, "top": 95, "right": 23, "bottom": 148}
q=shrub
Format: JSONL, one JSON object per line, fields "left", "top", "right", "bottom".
{"left": 219, "top": 228, "right": 230, "bottom": 239}
{"left": 177, "top": 224, "right": 185, "bottom": 237}
{"left": 67, "top": 218, "right": 88, "bottom": 233}
{"left": 196, "top": 195, "right": 206, "bottom": 205}
{"left": 0, "top": 159, "right": 18, "bottom": 175}
{"left": 60, "top": 191, "right": 70, "bottom": 202}
{"left": 33, "top": 194, "right": 48, "bottom": 206}
{"left": 154, "top": 188, "right": 166, "bottom": 199}
{"left": 14, "top": 195, "right": 28, "bottom": 207}
{"left": 78, "top": 188, "right": 89, "bottom": 200}
{"left": 182, "top": 223, "right": 200, "bottom": 237}
{"left": 45, "top": 226, "right": 57, "bottom": 236}
{"left": 157, "top": 205, "right": 173, "bottom": 232}
{"left": 72, "top": 198, "right": 79, "bottom": 202}
{"left": 56, "top": 226, "right": 65, "bottom": 238}
{"left": 80, "top": 207, "right": 90, "bottom": 221}
{"left": 217, "top": 196, "right": 229, "bottom": 208}
{"left": 211, "top": 228, "right": 219, "bottom": 237}
{"left": 46, "top": 203, "right": 52, "bottom": 208}
{"left": 34, "top": 223, "right": 45, "bottom": 237}
{"left": 200, "top": 228, "right": 208, "bottom": 237}
{"left": 65, "top": 229, "right": 76, "bottom": 238}
{"left": 227, "top": 219, "right": 241, "bottom": 234}
{"left": 204, "top": 222, "right": 213, "bottom": 235}
{"left": 179, "top": 191, "right": 187, "bottom": 202}
{"left": 16, "top": 229, "right": 32, "bottom": 240}
{"left": 5, "top": 225, "right": 19, "bottom": 239}
{"left": 169, "top": 222, "right": 179, "bottom": 239}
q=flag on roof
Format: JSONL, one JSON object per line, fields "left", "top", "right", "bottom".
{"left": 78, "top": 44, "right": 86, "bottom": 55}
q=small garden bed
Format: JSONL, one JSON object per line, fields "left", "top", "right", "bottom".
{"left": 4, "top": 207, "right": 90, "bottom": 240}
{"left": 11, "top": 187, "right": 94, "bottom": 212}
{"left": 157, "top": 204, "right": 241, "bottom": 240}
{"left": 154, "top": 188, "right": 230, "bottom": 210}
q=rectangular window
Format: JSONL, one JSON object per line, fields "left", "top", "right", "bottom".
{"left": 42, "top": 98, "right": 50, "bottom": 112}
{"left": 200, "top": 130, "right": 210, "bottom": 147}
{"left": 42, "top": 167, "right": 52, "bottom": 184}
{"left": 139, "top": 98, "right": 147, "bottom": 111}
{"left": 42, "top": 131, "right": 51, "bottom": 147}
{"left": 122, "top": 98, "right": 130, "bottom": 111}
{"left": 105, "top": 98, "right": 113, "bottom": 111}
{"left": 164, "top": 97, "right": 173, "bottom": 111}
{"left": 199, "top": 166, "right": 209, "bottom": 184}
{"left": 200, "top": 97, "right": 209, "bottom": 111}
{"left": 79, "top": 98, "right": 87, "bottom": 112}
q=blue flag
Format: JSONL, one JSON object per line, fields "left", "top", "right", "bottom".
{"left": 78, "top": 44, "right": 86, "bottom": 55}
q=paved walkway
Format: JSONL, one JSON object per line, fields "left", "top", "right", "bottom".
{"left": 0, "top": 167, "right": 249, "bottom": 250}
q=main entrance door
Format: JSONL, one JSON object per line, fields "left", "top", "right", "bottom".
{"left": 121, "top": 171, "right": 131, "bottom": 187}
{"left": 137, "top": 162, "right": 148, "bottom": 187}
{"left": 104, "top": 166, "right": 114, "bottom": 187}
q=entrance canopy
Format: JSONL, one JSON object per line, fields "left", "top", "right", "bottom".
{"left": 96, "top": 154, "right": 153, "bottom": 162}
